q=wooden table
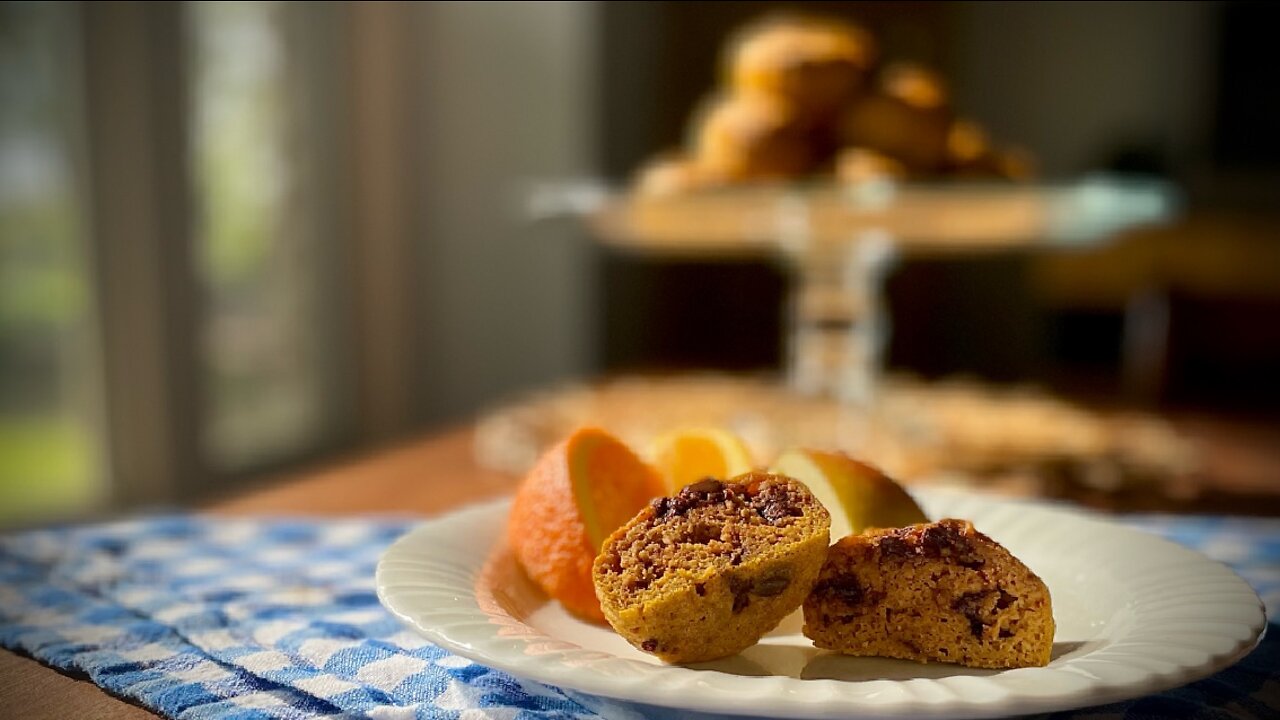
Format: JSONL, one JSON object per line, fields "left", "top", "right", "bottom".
{"left": 3, "top": 419, "right": 1277, "bottom": 718}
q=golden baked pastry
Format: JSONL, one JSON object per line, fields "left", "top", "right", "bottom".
{"left": 727, "top": 15, "right": 877, "bottom": 121}
{"left": 593, "top": 473, "right": 831, "bottom": 663}
{"left": 835, "top": 146, "right": 908, "bottom": 184}
{"left": 803, "top": 519, "right": 1055, "bottom": 669}
{"left": 946, "top": 119, "right": 991, "bottom": 169}
{"left": 628, "top": 15, "right": 1036, "bottom": 191}
{"left": 840, "top": 62, "right": 953, "bottom": 173}
{"left": 634, "top": 154, "right": 720, "bottom": 196}
{"left": 692, "top": 93, "right": 815, "bottom": 181}
{"left": 880, "top": 62, "right": 950, "bottom": 112}
{"left": 993, "top": 147, "right": 1036, "bottom": 180}
{"left": 945, "top": 120, "right": 1037, "bottom": 180}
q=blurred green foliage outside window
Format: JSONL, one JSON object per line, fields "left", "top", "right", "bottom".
{"left": 0, "top": 2, "right": 102, "bottom": 524}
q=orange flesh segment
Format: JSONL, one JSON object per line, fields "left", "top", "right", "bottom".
{"left": 571, "top": 430, "right": 664, "bottom": 550}
{"left": 651, "top": 428, "right": 755, "bottom": 493}
{"left": 665, "top": 436, "right": 730, "bottom": 490}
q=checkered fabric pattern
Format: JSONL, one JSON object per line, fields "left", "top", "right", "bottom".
{"left": 1, "top": 512, "right": 1276, "bottom": 720}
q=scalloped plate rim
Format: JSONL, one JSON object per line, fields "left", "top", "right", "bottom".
{"left": 377, "top": 491, "right": 1267, "bottom": 719}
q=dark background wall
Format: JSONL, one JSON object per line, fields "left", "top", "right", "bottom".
{"left": 593, "top": 1, "right": 1280, "bottom": 415}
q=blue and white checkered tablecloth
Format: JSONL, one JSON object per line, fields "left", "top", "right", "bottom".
{"left": 1, "top": 511, "right": 1276, "bottom": 720}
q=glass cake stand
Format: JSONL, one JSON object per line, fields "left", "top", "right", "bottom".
{"left": 529, "top": 176, "right": 1177, "bottom": 448}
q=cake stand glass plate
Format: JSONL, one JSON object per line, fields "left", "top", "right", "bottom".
{"left": 530, "top": 177, "right": 1177, "bottom": 407}
{"left": 376, "top": 489, "right": 1265, "bottom": 719}
{"left": 529, "top": 176, "right": 1176, "bottom": 255}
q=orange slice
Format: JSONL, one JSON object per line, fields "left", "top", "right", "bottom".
{"left": 771, "top": 448, "right": 927, "bottom": 540}
{"left": 648, "top": 427, "right": 755, "bottom": 494}
{"left": 507, "top": 427, "right": 664, "bottom": 622}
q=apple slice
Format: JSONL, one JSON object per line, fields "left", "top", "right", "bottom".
{"left": 771, "top": 448, "right": 927, "bottom": 540}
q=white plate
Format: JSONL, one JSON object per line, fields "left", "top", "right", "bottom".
{"left": 377, "top": 491, "right": 1266, "bottom": 719}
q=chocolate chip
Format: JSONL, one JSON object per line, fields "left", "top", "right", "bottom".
{"left": 650, "top": 477, "right": 811, "bottom": 528}
{"left": 967, "top": 616, "right": 985, "bottom": 639}
{"left": 998, "top": 627, "right": 1014, "bottom": 638}
{"left": 654, "top": 479, "right": 748, "bottom": 518}
{"left": 649, "top": 497, "right": 671, "bottom": 518}
{"left": 641, "top": 639, "right": 658, "bottom": 652}
{"left": 754, "top": 570, "right": 791, "bottom": 597}
{"left": 747, "top": 482, "right": 805, "bottom": 524}
{"left": 760, "top": 502, "right": 801, "bottom": 523}
{"left": 921, "top": 523, "right": 967, "bottom": 555}
{"left": 951, "top": 590, "right": 989, "bottom": 614}
{"left": 728, "top": 575, "right": 753, "bottom": 614}
{"left": 686, "top": 478, "right": 724, "bottom": 494}
{"left": 814, "top": 573, "right": 866, "bottom": 606}
{"left": 878, "top": 535, "right": 912, "bottom": 558}
{"left": 951, "top": 590, "right": 993, "bottom": 640}
{"left": 921, "top": 522, "right": 985, "bottom": 569}
{"left": 694, "top": 582, "right": 706, "bottom": 597}
{"left": 996, "top": 589, "right": 1017, "bottom": 610}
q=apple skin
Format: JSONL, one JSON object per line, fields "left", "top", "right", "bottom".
{"left": 771, "top": 448, "right": 928, "bottom": 541}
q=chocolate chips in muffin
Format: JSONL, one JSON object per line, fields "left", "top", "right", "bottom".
{"left": 876, "top": 519, "right": 986, "bottom": 570}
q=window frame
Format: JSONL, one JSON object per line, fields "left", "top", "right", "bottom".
{"left": 75, "top": 1, "right": 424, "bottom": 512}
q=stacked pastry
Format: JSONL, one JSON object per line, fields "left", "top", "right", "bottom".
{"left": 637, "top": 15, "right": 1032, "bottom": 195}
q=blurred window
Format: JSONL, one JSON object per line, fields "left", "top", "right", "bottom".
{"left": 190, "top": 1, "right": 339, "bottom": 472}
{"left": 4, "top": 2, "right": 542, "bottom": 525}
{"left": 0, "top": 2, "right": 104, "bottom": 523}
